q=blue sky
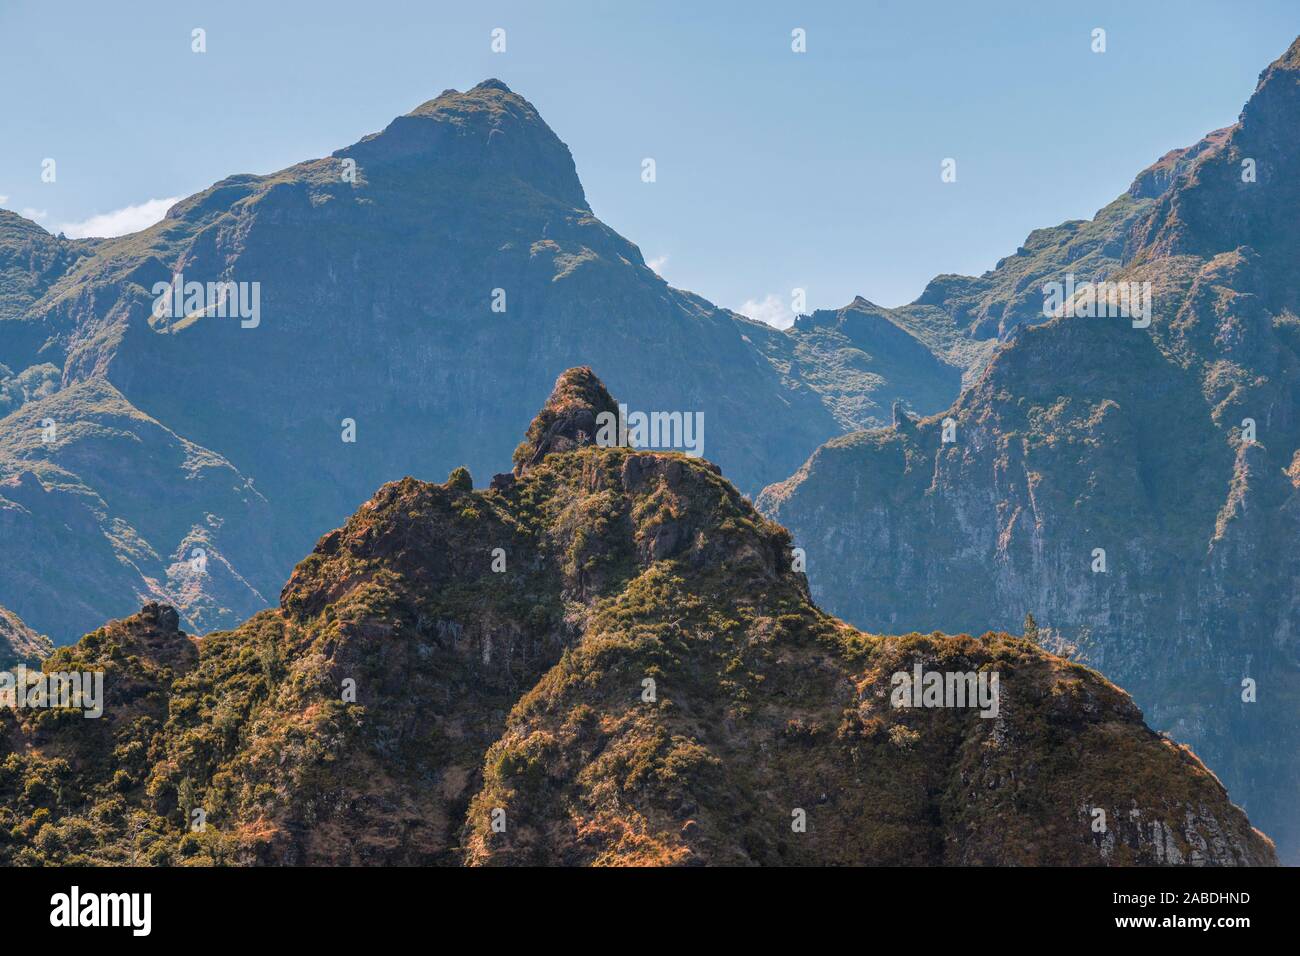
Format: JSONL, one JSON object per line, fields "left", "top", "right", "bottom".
{"left": 2, "top": 1, "right": 1297, "bottom": 325}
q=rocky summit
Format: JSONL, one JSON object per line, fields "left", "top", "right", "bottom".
{"left": 0, "top": 370, "right": 1274, "bottom": 866}
{"left": 758, "top": 37, "right": 1300, "bottom": 862}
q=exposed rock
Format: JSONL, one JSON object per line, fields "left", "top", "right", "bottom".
{"left": 512, "top": 366, "right": 617, "bottom": 475}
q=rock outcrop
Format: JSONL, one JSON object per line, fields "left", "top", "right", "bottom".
{"left": 512, "top": 366, "right": 617, "bottom": 474}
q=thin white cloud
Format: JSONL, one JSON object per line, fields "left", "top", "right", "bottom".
{"left": 0, "top": 195, "right": 8, "bottom": 204}
{"left": 58, "top": 196, "right": 180, "bottom": 239}
{"left": 20, "top": 208, "right": 48, "bottom": 223}
{"left": 739, "top": 293, "right": 794, "bottom": 330}
{"left": 646, "top": 254, "right": 669, "bottom": 275}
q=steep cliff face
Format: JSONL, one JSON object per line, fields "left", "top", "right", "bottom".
{"left": 0, "top": 370, "right": 1275, "bottom": 866}
{"left": 0, "top": 81, "right": 958, "bottom": 645}
{"left": 0, "top": 378, "right": 278, "bottom": 639}
{"left": 752, "top": 298, "right": 964, "bottom": 431}
{"left": 0, "top": 211, "right": 100, "bottom": 361}
{"left": 758, "top": 37, "right": 1300, "bottom": 862}
{"left": 743, "top": 127, "right": 1225, "bottom": 396}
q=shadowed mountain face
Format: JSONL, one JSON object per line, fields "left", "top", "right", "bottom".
{"left": 758, "top": 37, "right": 1300, "bottom": 862}
{"left": 0, "top": 81, "right": 960, "bottom": 646}
{"left": 0, "top": 604, "right": 51, "bottom": 670}
{"left": 0, "top": 370, "right": 1275, "bottom": 866}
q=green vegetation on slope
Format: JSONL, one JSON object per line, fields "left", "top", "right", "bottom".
{"left": 0, "top": 370, "right": 1274, "bottom": 866}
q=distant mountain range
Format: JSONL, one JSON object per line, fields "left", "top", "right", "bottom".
{"left": 0, "top": 370, "right": 1274, "bottom": 865}
{"left": 0, "top": 80, "right": 965, "bottom": 646}
{"left": 2, "top": 35, "right": 1297, "bottom": 868}
{"left": 759, "top": 37, "right": 1300, "bottom": 862}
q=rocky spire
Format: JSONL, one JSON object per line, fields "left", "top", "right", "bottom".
{"left": 511, "top": 367, "right": 619, "bottom": 477}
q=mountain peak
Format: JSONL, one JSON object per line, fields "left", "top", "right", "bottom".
{"left": 339, "top": 79, "right": 588, "bottom": 208}
{"left": 405, "top": 77, "right": 525, "bottom": 116}
{"left": 1258, "top": 34, "right": 1300, "bottom": 84}
{"left": 1125, "top": 34, "right": 1300, "bottom": 307}
{"left": 512, "top": 367, "right": 618, "bottom": 475}
{"left": 1243, "top": 34, "right": 1300, "bottom": 131}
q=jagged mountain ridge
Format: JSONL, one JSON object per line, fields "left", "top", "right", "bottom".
{"left": 0, "top": 369, "right": 1275, "bottom": 865}
{"left": 0, "top": 81, "right": 960, "bottom": 645}
{"left": 758, "top": 37, "right": 1300, "bottom": 862}
{"left": 1, "top": 73, "right": 1211, "bottom": 647}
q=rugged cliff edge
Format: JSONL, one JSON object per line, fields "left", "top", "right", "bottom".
{"left": 758, "top": 37, "right": 1300, "bottom": 862}
{"left": 0, "top": 370, "right": 1275, "bottom": 866}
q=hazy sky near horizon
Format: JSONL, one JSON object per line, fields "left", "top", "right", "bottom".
{"left": 2, "top": 1, "right": 1297, "bottom": 327}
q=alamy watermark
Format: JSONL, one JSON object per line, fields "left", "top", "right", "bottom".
{"left": 1042, "top": 273, "right": 1151, "bottom": 328}
{"left": 151, "top": 273, "right": 260, "bottom": 329}
{"left": 596, "top": 403, "right": 704, "bottom": 457}
{"left": 890, "top": 663, "right": 1000, "bottom": 718}
{"left": 1, "top": 665, "right": 104, "bottom": 718}
{"left": 50, "top": 886, "right": 150, "bottom": 936}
